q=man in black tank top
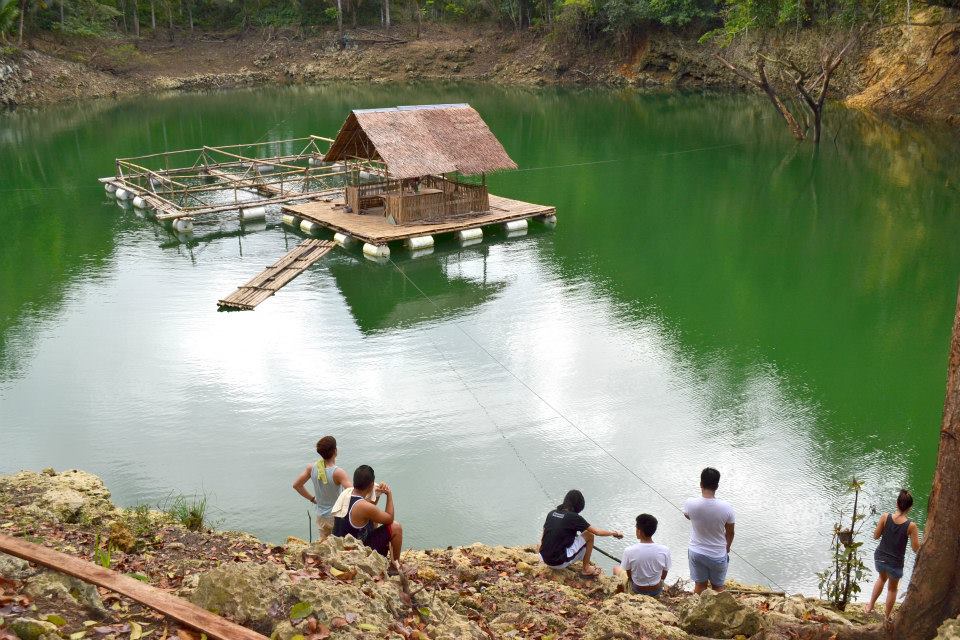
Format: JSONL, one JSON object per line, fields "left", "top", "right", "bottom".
{"left": 864, "top": 490, "right": 921, "bottom": 621}
{"left": 332, "top": 465, "right": 404, "bottom": 567}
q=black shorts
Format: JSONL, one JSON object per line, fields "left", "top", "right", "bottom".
{"left": 364, "top": 523, "right": 392, "bottom": 556}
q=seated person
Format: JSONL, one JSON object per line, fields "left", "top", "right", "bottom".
{"left": 614, "top": 513, "right": 671, "bottom": 597}
{"left": 539, "top": 489, "right": 623, "bottom": 577}
{"left": 333, "top": 465, "right": 403, "bottom": 566}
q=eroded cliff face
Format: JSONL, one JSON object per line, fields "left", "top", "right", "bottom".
{"left": 0, "top": 468, "right": 886, "bottom": 640}
{"left": 846, "top": 7, "right": 960, "bottom": 124}
{"left": 1, "top": 20, "right": 955, "bottom": 124}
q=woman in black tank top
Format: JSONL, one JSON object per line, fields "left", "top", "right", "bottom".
{"left": 864, "top": 490, "right": 922, "bottom": 621}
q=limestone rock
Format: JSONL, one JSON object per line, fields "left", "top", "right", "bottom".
{"left": 938, "top": 616, "right": 960, "bottom": 640}
{"left": 24, "top": 571, "right": 106, "bottom": 613}
{"left": 306, "top": 534, "right": 388, "bottom": 582}
{"left": 0, "top": 469, "right": 114, "bottom": 524}
{"left": 770, "top": 595, "right": 853, "bottom": 626}
{"left": 0, "top": 552, "right": 32, "bottom": 580}
{"left": 189, "top": 562, "right": 290, "bottom": 633}
{"left": 678, "top": 589, "right": 763, "bottom": 638}
{"left": 583, "top": 592, "right": 688, "bottom": 640}
{"left": 9, "top": 617, "right": 59, "bottom": 640}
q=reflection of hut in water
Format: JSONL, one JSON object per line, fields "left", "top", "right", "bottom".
{"left": 329, "top": 250, "right": 505, "bottom": 333}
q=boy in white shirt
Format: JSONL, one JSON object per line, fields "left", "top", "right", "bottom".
{"left": 683, "top": 467, "right": 736, "bottom": 594}
{"left": 614, "top": 513, "right": 672, "bottom": 597}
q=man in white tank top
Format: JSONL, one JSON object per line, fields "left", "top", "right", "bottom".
{"left": 292, "top": 435, "right": 352, "bottom": 539}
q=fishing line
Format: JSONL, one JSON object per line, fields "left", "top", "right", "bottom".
{"left": 387, "top": 255, "right": 785, "bottom": 590}
{"left": 403, "top": 279, "right": 624, "bottom": 564}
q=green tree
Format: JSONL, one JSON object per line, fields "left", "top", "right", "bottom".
{"left": 0, "top": 0, "right": 19, "bottom": 41}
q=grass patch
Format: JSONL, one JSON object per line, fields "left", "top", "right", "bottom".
{"left": 162, "top": 494, "right": 209, "bottom": 532}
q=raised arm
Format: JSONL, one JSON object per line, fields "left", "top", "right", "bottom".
{"left": 587, "top": 526, "right": 624, "bottom": 539}
{"left": 873, "top": 513, "right": 887, "bottom": 540}
{"left": 724, "top": 523, "right": 735, "bottom": 553}
{"left": 360, "top": 484, "right": 395, "bottom": 525}
{"left": 292, "top": 465, "right": 315, "bottom": 504}
{"left": 909, "top": 522, "right": 921, "bottom": 553}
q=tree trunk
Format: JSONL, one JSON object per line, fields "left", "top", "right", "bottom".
{"left": 336, "top": 0, "right": 343, "bottom": 47}
{"left": 414, "top": 0, "right": 420, "bottom": 38}
{"left": 150, "top": 0, "right": 156, "bottom": 35}
{"left": 59, "top": 0, "right": 64, "bottom": 26}
{"left": 166, "top": 0, "right": 173, "bottom": 41}
{"left": 384, "top": 0, "right": 389, "bottom": 31}
{"left": 892, "top": 284, "right": 960, "bottom": 639}
{"left": 17, "top": 0, "right": 24, "bottom": 46}
{"left": 133, "top": 0, "right": 140, "bottom": 37}
{"left": 186, "top": 0, "right": 192, "bottom": 31}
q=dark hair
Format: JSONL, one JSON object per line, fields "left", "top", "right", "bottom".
{"left": 897, "top": 489, "right": 914, "bottom": 512}
{"left": 701, "top": 467, "right": 721, "bottom": 491}
{"left": 636, "top": 513, "right": 658, "bottom": 537}
{"left": 353, "top": 465, "right": 375, "bottom": 491}
{"left": 316, "top": 436, "right": 337, "bottom": 461}
{"left": 557, "top": 489, "right": 585, "bottom": 514}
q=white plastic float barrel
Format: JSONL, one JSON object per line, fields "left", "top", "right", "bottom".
{"left": 115, "top": 188, "right": 131, "bottom": 201}
{"left": 256, "top": 163, "right": 275, "bottom": 174}
{"left": 359, "top": 170, "right": 376, "bottom": 180}
{"left": 105, "top": 182, "right": 118, "bottom": 195}
{"left": 538, "top": 214, "right": 558, "bottom": 226}
{"left": 300, "top": 220, "right": 322, "bottom": 235}
{"left": 172, "top": 218, "right": 193, "bottom": 233}
{"left": 133, "top": 196, "right": 148, "bottom": 209}
{"left": 362, "top": 243, "right": 390, "bottom": 259}
{"left": 240, "top": 206, "right": 266, "bottom": 221}
{"left": 404, "top": 235, "right": 434, "bottom": 251}
{"left": 281, "top": 213, "right": 299, "bottom": 227}
{"left": 504, "top": 219, "right": 528, "bottom": 233}
{"left": 457, "top": 227, "right": 483, "bottom": 243}
{"left": 333, "top": 232, "right": 354, "bottom": 247}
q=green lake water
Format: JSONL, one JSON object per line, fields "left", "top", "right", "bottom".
{"left": 2, "top": 84, "right": 959, "bottom": 595}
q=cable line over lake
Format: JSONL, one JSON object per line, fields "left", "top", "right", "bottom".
{"left": 387, "top": 255, "right": 786, "bottom": 591}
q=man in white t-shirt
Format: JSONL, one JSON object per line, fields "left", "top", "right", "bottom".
{"left": 683, "top": 467, "right": 735, "bottom": 594}
{"left": 613, "top": 513, "right": 672, "bottom": 597}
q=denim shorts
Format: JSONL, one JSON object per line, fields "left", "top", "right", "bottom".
{"left": 688, "top": 550, "right": 729, "bottom": 586}
{"left": 630, "top": 581, "right": 663, "bottom": 597}
{"left": 875, "top": 559, "right": 904, "bottom": 580}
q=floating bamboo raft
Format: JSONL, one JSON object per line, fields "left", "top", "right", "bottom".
{"left": 284, "top": 193, "right": 556, "bottom": 244}
{"left": 217, "top": 239, "right": 334, "bottom": 310}
{"left": 0, "top": 534, "right": 268, "bottom": 640}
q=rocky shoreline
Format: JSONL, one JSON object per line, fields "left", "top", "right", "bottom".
{"left": 3, "top": 468, "right": 957, "bottom": 640}
{"left": 1, "top": 14, "right": 958, "bottom": 124}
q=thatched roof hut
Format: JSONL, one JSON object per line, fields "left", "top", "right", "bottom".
{"left": 323, "top": 104, "right": 517, "bottom": 180}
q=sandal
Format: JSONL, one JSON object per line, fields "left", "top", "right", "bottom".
{"left": 580, "top": 565, "right": 602, "bottom": 578}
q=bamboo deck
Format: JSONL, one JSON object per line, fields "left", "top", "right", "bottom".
{"left": 0, "top": 534, "right": 268, "bottom": 640}
{"left": 283, "top": 193, "right": 556, "bottom": 245}
{"left": 218, "top": 239, "right": 334, "bottom": 310}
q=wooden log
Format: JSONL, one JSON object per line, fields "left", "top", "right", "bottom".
{"left": 0, "top": 534, "right": 268, "bottom": 640}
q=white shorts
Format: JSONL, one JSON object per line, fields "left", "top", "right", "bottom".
{"left": 544, "top": 533, "right": 587, "bottom": 570}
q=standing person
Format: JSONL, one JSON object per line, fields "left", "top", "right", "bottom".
{"left": 292, "top": 436, "right": 352, "bottom": 540}
{"left": 865, "top": 490, "right": 922, "bottom": 620}
{"left": 683, "top": 467, "right": 735, "bottom": 594}
{"left": 614, "top": 513, "right": 672, "bottom": 596}
{"left": 333, "top": 465, "right": 404, "bottom": 567}
{"left": 538, "top": 490, "right": 623, "bottom": 577}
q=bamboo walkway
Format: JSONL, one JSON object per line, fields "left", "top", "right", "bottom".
{"left": 217, "top": 239, "right": 334, "bottom": 310}
{"left": 0, "top": 534, "right": 268, "bottom": 640}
